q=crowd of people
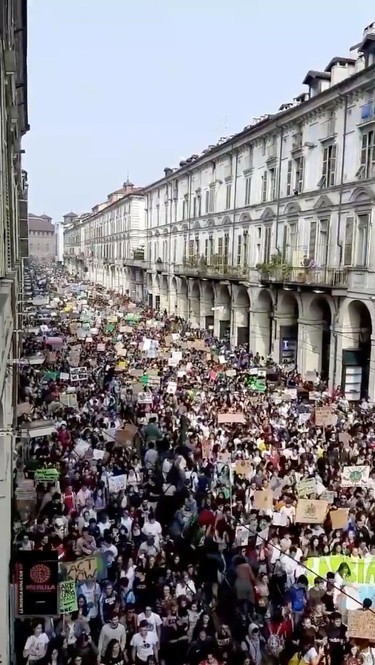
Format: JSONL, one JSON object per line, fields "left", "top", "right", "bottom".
{"left": 13, "top": 262, "right": 375, "bottom": 665}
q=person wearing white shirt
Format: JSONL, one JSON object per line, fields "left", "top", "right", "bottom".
{"left": 130, "top": 621, "right": 158, "bottom": 664}
{"left": 142, "top": 514, "right": 162, "bottom": 548}
{"left": 23, "top": 623, "right": 49, "bottom": 663}
{"left": 175, "top": 573, "right": 196, "bottom": 598}
{"left": 137, "top": 607, "right": 162, "bottom": 638}
{"left": 80, "top": 578, "right": 100, "bottom": 619}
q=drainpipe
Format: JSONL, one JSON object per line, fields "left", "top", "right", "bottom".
{"left": 275, "top": 125, "right": 284, "bottom": 252}
{"left": 230, "top": 149, "right": 239, "bottom": 267}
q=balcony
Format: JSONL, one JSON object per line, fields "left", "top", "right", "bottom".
{"left": 122, "top": 257, "right": 148, "bottom": 269}
{"left": 174, "top": 256, "right": 250, "bottom": 280}
{"left": 291, "top": 132, "right": 303, "bottom": 152}
{"left": 259, "top": 265, "right": 348, "bottom": 289}
{"left": 359, "top": 101, "right": 375, "bottom": 125}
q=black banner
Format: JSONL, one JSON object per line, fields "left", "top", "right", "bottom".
{"left": 15, "top": 551, "right": 59, "bottom": 617}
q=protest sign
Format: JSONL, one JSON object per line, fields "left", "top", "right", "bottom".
{"left": 217, "top": 413, "right": 246, "bottom": 424}
{"left": 35, "top": 468, "right": 59, "bottom": 482}
{"left": 296, "top": 477, "right": 316, "bottom": 498}
{"left": 348, "top": 610, "right": 375, "bottom": 640}
{"left": 235, "top": 460, "right": 252, "bottom": 478}
{"left": 253, "top": 490, "right": 273, "bottom": 511}
{"left": 201, "top": 440, "right": 212, "bottom": 459}
{"left": 341, "top": 465, "right": 370, "bottom": 487}
{"left": 108, "top": 475, "right": 126, "bottom": 493}
{"left": 59, "top": 580, "right": 78, "bottom": 613}
{"left": 115, "top": 424, "right": 138, "bottom": 446}
{"left": 17, "top": 402, "right": 32, "bottom": 417}
{"left": 60, "top": 393, "right": 78, "bottom": 409}
{"left": 296, "top": 499, "right": 328, "bottom": 524}
{"left": 315, "top": 406, "right": 337, "bottom": 427}
{"left": 64, "top": 555, "right": 100, "bottom": 582}
{"left": 329, "top": 508, "right": 349, "bottom": 530}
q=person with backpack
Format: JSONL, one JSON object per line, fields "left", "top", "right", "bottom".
{"left": 287, "top": 575, "right": 308, "bottom": 627}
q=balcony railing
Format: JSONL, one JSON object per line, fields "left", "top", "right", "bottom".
{"left": 123, "top": 257, "right": 147, "bottom": 269}
{"left": 175, "top": 258, "right": 250, "bottom": 280}
{"left": 259, "top": 266, "right": 348, "bottom": 288}
{"left": 359, "top": 101, "right": 375, "bottom": 124}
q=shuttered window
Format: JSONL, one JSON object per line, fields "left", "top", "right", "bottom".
{"left": 344, "top": 216, "right": 354, "bottom": 266}
{"left": 309, "top": 221, "right": 317, "bottom": 261}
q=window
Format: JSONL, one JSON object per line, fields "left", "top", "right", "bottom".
{"left": 204, "top": 239, "right": 208, "bottom": 260}
{"left": 224, "top": 233, "right": 229, "bottom": 263}
{"left": 173, "top": 238, "right": 177, "bottom": 263}
{"left": 164, "top": 204, "right": 168, "bottom": 224}
{"left": 193, "top": 197, "right": 197, "bottom": 218}
{"left": 309, "top": 221, "right": 317, "bottom": 261}
{"left": 218, "top": 237, "right": 223, "bottom": 256}
{"left": 357, "top": 131, "right": 375, "bottom": 179}
{"left": 319, "top": 144, "right": 336, "bottom": 188}
{"left": 182, "top": 197, "right": 188, "bottom": 220}
{"left": 355, "top": 213, "right": 369, "bottom": 267}
{"left": 225, "top": 183, "right": 232, "bottom": 209}
{"left": 294, "top": 156, "right": 304, "bottom": 194}
{"left": 286, "top": 160, "right": 292, "bottom": 196}
{"left": 344, "top": 216, "right": 354, "bottom": 265}
{"left": 182, "top": 236, "right": 187, "bottom": 262}
{"left": 245, "top": 176, "right": 251, "bottom": 206}
{"left": 237, "top": 235, "right": 242, "bottom": 265}
{"left": 195, "top": 235, "right": 200, "bottom": 256}
{"left": 156, "top": 204, "right": 160, "bottom": 225}
{"left": 270, "top": 168, "right": 277, "bottom": 200}
{"left": 288, "top": 223, "right": 297, "bottom": 263}
{"left": 188, "top": 239, "right": 194, "bottom": 259}
{"left": 205, "top": 190, "right": 209, "bottom": 213}
{"left": 263, "top": 226, "right": 271, "bottom": 263}
{"left": 243, "top": 231, "right": 248, "bottom": 266}
{"left": 209, "top": 235, "right": 214, "bottom": 259}
{"left": 197, "top": 194, "right": 201, "bottom": 217}
{"left": 262, "top": 171, "right": 268, "bottom": 202}
{"left": 317, "top": 219, "right": 329, "bottom": 266}
{"left": 209, "top": 188, "right": 215, "bottom": 213}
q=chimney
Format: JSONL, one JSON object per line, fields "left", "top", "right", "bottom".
{"left": 123, "top": 178, "right": 134, "bottom": 194}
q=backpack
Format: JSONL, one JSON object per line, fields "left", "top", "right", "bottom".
{"left": 267, "top": 625, "right": 283, "bottom": 657}
{"left": 290, "top": 586, "right": 306, "bottom": 612}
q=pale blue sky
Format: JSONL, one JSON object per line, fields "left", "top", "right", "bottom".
{"left": 23, "top": 0, "right": 373, "bottom": 220}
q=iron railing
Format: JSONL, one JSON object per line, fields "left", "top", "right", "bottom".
{"left": 259, "top": 266, "right": 348, "bottom": 287}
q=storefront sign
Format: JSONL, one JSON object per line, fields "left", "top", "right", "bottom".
{"left": 15, "top": 552, "right": 59, "bottom": 617}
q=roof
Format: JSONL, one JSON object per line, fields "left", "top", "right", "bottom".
{"left": 324, "top": 57, "right": 356, "bottom": 72}
{"left": 302, "top": 70, "right": 331, "bottom": 85}
{"left": 63, "top": 212, "right": 78, "bottom": 218}
{"left": 28, "top": 216, "right": 54, "bottom": 233}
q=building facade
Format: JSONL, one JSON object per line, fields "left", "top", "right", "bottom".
{"left": 0, "top": 1, "right": 28, "bottom": 662}
{"left": 28, "top": 213, "right": 55, "bottom": 260}
{"left": 64, "top": 181, "right": 146, "bottom": 300}
{"left": 140, "top": 24, "right": 375, "bottom": 400}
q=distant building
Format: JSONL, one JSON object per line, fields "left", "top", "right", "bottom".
{"left": 28, "top": 213, "right": 55, "bottom": 260}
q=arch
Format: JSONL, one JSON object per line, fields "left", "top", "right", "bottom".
{"left": 222, "top": 216, "right": 231, "bottom": 226}
{"left": 349, "top": 186, "right": 374, "bottom": 205}
{"left": 201, "top": 280, "right": 214, "bottom": 301}
{"left": 215, "top": 283, "right": 231, "bottom": 305}
{"left": 284, "top": 201, "right": 301, "bottom": 215}
{"left": 182, "top": 223, "right": 189, "bottom": 232}
{"left": 190, "top": 280, "right": 200, "bottom": 299}
{"left": 277, "top": 291, "right": 299, "bottom": 317}
{"left": 169, "top": 276, "right": 178, "bottom": 314}
{"left": 308, "top": 295, "right": 334, "bottom": 323}
{"left": 160, "top": 274, "right": 168, "bottom": 293}
{"left": 305, "top": 296, "right": 333, "bottom": 381}
{"left": 206, "top": 218, "right": 215, "bottom": 229}
{"left": 192, "top": 221, "right": 201, "bottom": 230}
{"left": 179, "top": 278, "right": 188, "bottom": 296}
{"left": 256, "top": 288, "right": 274, "bottom": 311}
{"left": 170, "top": 276, "right": 178, "bottom": 292}
{"left": 341, "top": 299, "right": 373, "bottom": 336}
{"left": 239, "top": 212, "right": 251, "bottom": 223}
{"left": 154, "top": 229, "right": 160, "bottom": 237}
{"left": 314, "top": 194, "right": 333, "bottom": 210}
{"left": 234, "top": 285, "right": 250, "bottom": 308}
{"left": 171, "top": 226, "right": 178, "bottom": 234}
{"left": 260, "top": 207, "right": 275, "bottom": 221}
{"left": 162, "top": 227, "right": 168, "bottom": 235}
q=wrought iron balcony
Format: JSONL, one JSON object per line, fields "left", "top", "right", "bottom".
{"left": 259, "top": 266, "right": 348, "bottom": 288}
{"left": 122, "top": 257, "right": 148, "bottom": 269}
{"left": 174, "top": 257, "right": 250, "bottom": 280}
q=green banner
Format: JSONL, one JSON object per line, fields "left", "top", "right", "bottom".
{"left": 35, "top": 468, "right": 59, "bottom": 482}
{"left": 59, "top": 580, "right": 78, "bottom": 613}
{"left": 306, "top": 555, "right": 375, "bottom": 587}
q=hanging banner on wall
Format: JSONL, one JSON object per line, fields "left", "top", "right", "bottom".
{"left": 15, "top": 551, "right": 59, "bottom": 617}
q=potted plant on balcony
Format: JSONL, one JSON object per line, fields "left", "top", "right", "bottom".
{"left": 256, "top": 252, "right": 292, "bottom": 280}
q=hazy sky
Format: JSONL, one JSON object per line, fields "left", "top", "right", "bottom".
{"left": 23, "top": 0, "right": 373, "bottom": 220}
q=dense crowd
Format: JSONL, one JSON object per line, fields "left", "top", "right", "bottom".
{"left": 13, "top": 263, "right": 375, "bottom": 665}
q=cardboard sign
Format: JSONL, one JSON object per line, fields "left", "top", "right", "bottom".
{"left": 17, "top": 402, "right": 32, "bottom": 417}
{"left": 315, "top": 406, "right": 337, "bottom": 427}
{"left": 341, "top": 465, "right": 370, "bottom": 488}
{"left": 339, "top": 432, "right": 350, "bottom": 447}
{"left": 108, "top": 474, "right": 126, "bottom": 493}
{"left": 63, "top": 556, "right": 98, "bottom": 582}
{"left": 218, "top": 413, "right": 246, "bottom": 424}
{"left": 347, "top": 609, "right": 375, "bottom": 640}
{"left": 115, "top": 424, "right": 138, "bottom": 445}
{"left": 59, "top": 580, "right": 78, "bottom": 613}
{"left": 97, "top": 343, "right": 106, "bottom": 352}
{"left": 235, "top": 460, "right": 252, "bottom": 478}
{"left": 60, "top": 393, "right": 78, "bottom": 409}
{"left": 296, "top": 499, "right": 328, "bottom": 524}
{"left": 35, "top": 468, "right": 59, "bottom": 482}
{"left": 201, "top": 440, "right": 212, "bottom": 460}
{"left": 253, "top": 490, "right": 273, "bottom": 511}
{"left": 330, "top": 508, "right": 349, "bottom": 530}
{"left": 46, "top": 351, "right": 57, "bottom": 363}
{"left": 70, "top": 367, "right": 88, "bottom": 382}
{"left": 297, "top": 477, "right": 316, "bottom": 498}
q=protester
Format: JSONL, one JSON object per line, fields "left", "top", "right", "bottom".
{"left": 13, "top": 262, "right": 375, "bottom": 665}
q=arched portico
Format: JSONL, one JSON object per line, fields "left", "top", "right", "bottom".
{"left": 200, "top": 281, "right": 215, "bottom": 331}
{"left": 337, "top": 299, "right": 374, "bottom": 399}
{"left": 249, "top": 289, "right": 273, "bottom": 358}
{"left": 232, "top": 285, "right": 250, "bottom": 346}
{"left": 214, "top": 284, "right": 231, "bottom": 340}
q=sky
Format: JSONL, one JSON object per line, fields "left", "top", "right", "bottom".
{"left": 23, "top": 0, "right": 374, "bottom": 221}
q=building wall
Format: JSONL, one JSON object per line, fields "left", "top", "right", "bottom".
{"left": 0, "top": 0, "right": 28, "bottom": 663}
{"left": 28, "top": 229, "right": 55, "bottom": 259}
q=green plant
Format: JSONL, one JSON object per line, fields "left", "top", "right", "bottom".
{"left": 257, "top": 252, "right": 292, "bottom": 278}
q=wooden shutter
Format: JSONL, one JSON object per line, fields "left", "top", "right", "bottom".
{"left": 344, "top": 216, "right": 354, "bottom": 266}
{"left": 329, "top": 144, "right": 337, "bottom": 186}
{"left": 286, "top": 160, "right": 292, "bottom": 196}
